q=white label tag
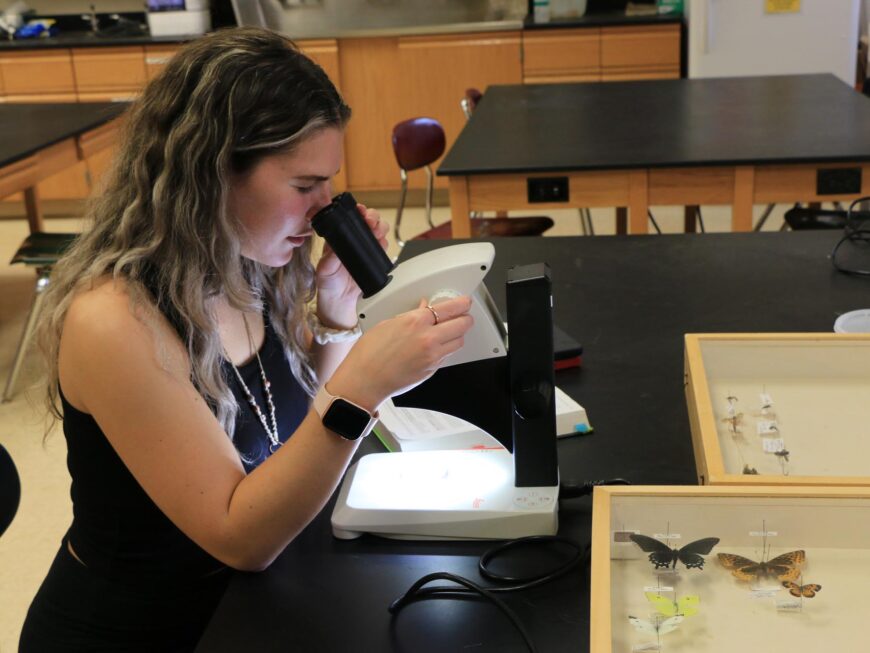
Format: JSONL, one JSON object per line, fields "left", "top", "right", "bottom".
{"left": 776, "top": 599, "right": 802, "bottom": 611}
{"left": 613, "top": 530, "right": 639, "bottom": 543}
{"left": 751, "top": 587, "right": 781, "bottom": 598}
{"left": 653, "top": 533, "right": 680, "bottom": 540}
{"left": 655, "top": 568, "right": 679, "bottom": 576}
{"left": 757, "top": 420, "right": 779, "bottom": 435}
{"left": 762, "top": 438, "right": 786, "bottom": 453}
{"left": 760, "top": 393, "right": 773, "bottom": 408}
{"left": 644, "top": 586, "right": 675, "bottom": 593}
{"left": 750, "top": 530, "right": 778, "bottom": 537}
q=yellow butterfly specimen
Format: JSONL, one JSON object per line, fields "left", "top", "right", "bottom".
{"left": 644, "top": 592, "right": 700, "bottom": 617}
{"left": 717, "top": 550, "right": 805, "bottom": 582}
{"left": 783, "top": 581, "right": 822, "bottom": 598}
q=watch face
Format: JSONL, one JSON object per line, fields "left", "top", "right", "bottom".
{"left": 322, "top": 398, "right": 372, "bottom": 441}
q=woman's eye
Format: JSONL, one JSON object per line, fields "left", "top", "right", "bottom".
{"left": 296, "top": 185, "right": 315, "bottom": 194}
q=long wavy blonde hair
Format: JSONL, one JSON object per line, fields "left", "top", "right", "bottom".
{"left": 37, "top": 27, "right": 351, "bottom": 438}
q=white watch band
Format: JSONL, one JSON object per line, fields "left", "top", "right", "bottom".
{"left": 308, "top": 313, "right": 362, "bottom": 345}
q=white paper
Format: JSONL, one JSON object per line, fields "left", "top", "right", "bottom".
{"left": 750, "top": 587, "right": 781, "bottom": 598}
{"left": 756, "top": 420, "right": 779, "bottom": 435}
{"left": 749, "top": 530, "right": 778, "bottom": 537}
{"left": 378, "top": 400, "right": 474, "bottom": 440}
{"left": 762, "top": 437, "right": 786, "bottom": 453}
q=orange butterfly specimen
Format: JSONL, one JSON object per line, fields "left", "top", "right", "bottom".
{"left": 783, "top": 581, "right": 821, "bottom": 598}
{"left": 717, "top": 550, "right": 805, "bottom": 582}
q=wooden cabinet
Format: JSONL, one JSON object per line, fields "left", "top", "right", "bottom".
{"left": 522, "top": 23, "right": 681, "bottom": 83}
{"left": 0, "top": 50, "right": 77, "bottom": 101}
{"left": 601, "top": 24, "right": 681, "bottom": 80}
{"left": 144, "top": 44, "right": 181, "bottom": 81}
{"left": 398, "top": 33, "right": 522, "bottom": 190}
{"left": 0, "top": 23, "right": 682, "bottom": 198}
{"left": 297, "top": 39, "right": 347, "bottom": 193}
{"left": 523, "top": 28, "right": 600, "bottom": 83}
{"left": 72, "top": 46, "right": 147, "bottom": 101}
{"left": 340, "top": 32, "right": 522, "bottom": 191}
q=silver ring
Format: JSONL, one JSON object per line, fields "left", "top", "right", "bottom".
{"left": 425, "top": 305, "right": 439, "bottom": 325}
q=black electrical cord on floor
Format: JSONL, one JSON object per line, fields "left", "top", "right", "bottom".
{"left": 831, "top": 196, "right": 870, "bottom": 277}
{"left": 388, "top": 479, "right": 631, "bottom": 653}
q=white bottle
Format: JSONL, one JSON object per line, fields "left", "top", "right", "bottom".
{"left": 533, "top": 0, "right": 551, "bottom": 23}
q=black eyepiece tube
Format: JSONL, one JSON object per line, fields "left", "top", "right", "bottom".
{"left": 311, "top": 192, "right": 394, "bottom": 298}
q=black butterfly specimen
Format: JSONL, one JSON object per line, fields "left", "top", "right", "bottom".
{"left": 783, "top": 581, "right": 821, "bottom": 598}
{"left": 717, "top": 550, "right": 805, "bottom": 582}
{"left": 629, "top": 534, "right": 721, "bottom": 570}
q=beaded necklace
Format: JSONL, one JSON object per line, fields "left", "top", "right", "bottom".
{"left": 229, "top": 313, "right": 281, "bottom": 454}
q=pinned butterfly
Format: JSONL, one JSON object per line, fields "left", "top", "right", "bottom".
{"left": 717, "top": 550, "right": 805, "bottom": 582}
{"left": 630, "top": 533, "right": 721, "bottom": 570}
{"left": 628, "top": 614, "right": 684, "bottom": 637}
{"left": 782, "top": 581, "right": 821, "bottom": 598}
{"left": 645, "top": 592, "right": 700, "bottom": 617}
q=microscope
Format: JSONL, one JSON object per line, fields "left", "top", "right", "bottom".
{"left": 312, "top": 193, "right": 559, "bottom": 540}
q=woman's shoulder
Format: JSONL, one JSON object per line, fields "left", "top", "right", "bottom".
{"left": 61, "top": 275, "right": 189, "bottom": 384}
{"left": 65, "top": 275, "right": 157, "bottom": 338}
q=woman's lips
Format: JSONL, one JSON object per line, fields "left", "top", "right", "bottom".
{"left": 286, "top": 233, "right": 311, "bottom": 246}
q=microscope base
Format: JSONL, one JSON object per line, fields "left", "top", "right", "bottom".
{"left": 331, "top": 450, "right": 558, "bottom": 540}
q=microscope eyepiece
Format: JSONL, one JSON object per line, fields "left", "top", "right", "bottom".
{"left": 311, "top": 192, "right": 394, "bottom": 298}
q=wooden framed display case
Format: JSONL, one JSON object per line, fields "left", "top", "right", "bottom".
{"left": 590, "top": 485, "right": 870, "bottom": 653}
{"left": 684, "top": 333, "right": 870, "bottom": 487}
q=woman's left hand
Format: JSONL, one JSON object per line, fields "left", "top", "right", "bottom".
{"left": 314, "top": 203, "right": 389, "bottom": 330}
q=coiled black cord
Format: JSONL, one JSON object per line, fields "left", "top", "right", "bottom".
{"left": 388, "top": 479, "right": 631, "bottom": 652}
{"left": 831, "top": 196, "right": 870, "bottom": 277}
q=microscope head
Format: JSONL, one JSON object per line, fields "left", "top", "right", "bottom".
{"left": 312, "top": 193, "right": 506, "bottom": 368}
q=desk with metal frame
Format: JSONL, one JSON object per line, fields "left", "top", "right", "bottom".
{"left": 197, "top": 230, "right": 870, "bottom": 653}
{"left": 438, "top": 75, "right": 870, "bottom": 236}
{"left": 0, "top": 102, "right": 127, "bottom": 233}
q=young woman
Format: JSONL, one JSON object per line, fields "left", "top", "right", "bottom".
{"left": 19, "top": 27, "right": 472, "bottom": 651}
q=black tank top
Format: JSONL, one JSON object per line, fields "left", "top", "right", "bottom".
{"left": 62, "top": 315, "right": 310, "bottom": 586}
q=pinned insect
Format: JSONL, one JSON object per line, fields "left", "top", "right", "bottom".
{"left": 630, "top": 534, "right": 720, "bottom": 570}
{"left": 718, "top": 550, "right": 805, "bottom": 582}
{"left": 782, "top": 581, "right": 821, "bottom": 598}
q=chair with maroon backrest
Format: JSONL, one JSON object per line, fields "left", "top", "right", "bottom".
{"left": 391, "top": 116, "right": 554, "bottom": 247}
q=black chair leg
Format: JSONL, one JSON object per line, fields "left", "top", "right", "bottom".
{"left": 3, "top": 267, "right": 52, "bottom": 402}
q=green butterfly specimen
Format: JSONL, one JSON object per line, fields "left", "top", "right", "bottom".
{"left": 644, "top": 591, "right": 700, "bottom": 617}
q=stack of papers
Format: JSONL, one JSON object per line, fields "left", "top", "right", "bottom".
{"left": 374, "top": 386, "right": 592, "bottom": 452}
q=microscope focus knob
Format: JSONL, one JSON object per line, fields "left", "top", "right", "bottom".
{"left": 428, "top": 289, "right": 461, "bottom": 305}
{"left": 513, "top": 373, "right": 553, "bottom": 420}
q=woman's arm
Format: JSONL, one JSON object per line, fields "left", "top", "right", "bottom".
{"left": 59, "top": 279, "right": 472, "bottom": 572}
{"left": 309, "top": 202, "right": 387, "bottom": 385}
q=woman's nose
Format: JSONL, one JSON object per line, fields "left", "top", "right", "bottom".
{"left": 308, "top": 185, "right": 334, "bottom": 221}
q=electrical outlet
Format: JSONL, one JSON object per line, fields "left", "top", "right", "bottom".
{"left": 527, "top": 177, "right": 569, "bottom": 203}
{"left": 817, "top": 168, "right": 862, "bottom": 195}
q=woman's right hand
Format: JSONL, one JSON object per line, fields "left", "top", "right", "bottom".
{"left": 326, "top": 296, "right": 474, "bottom": 411}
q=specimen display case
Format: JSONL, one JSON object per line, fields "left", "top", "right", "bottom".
{"left": 590, "top": 485, "right": 870, "bottom": 653}
{"left": 684, "top": 333, "right": 870, "bottom": 486}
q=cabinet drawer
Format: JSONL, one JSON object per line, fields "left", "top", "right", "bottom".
{"left": 72, "top": 46, "right": 147, "bottom": 96}
{"left": 600, "top": 24, "right": 680, "bottom": 75}
{"left": 0, "top": 50, "right": 76, "bottom": 96}
{"left": 522, "top": 28, "right": 600, "bottom": 81}
{"left": 144, "top": 45, "right": 181, "bottom": 81}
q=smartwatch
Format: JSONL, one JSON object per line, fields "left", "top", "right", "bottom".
{"left": 313, "top": 384, "right": 379, "bottom": 441}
